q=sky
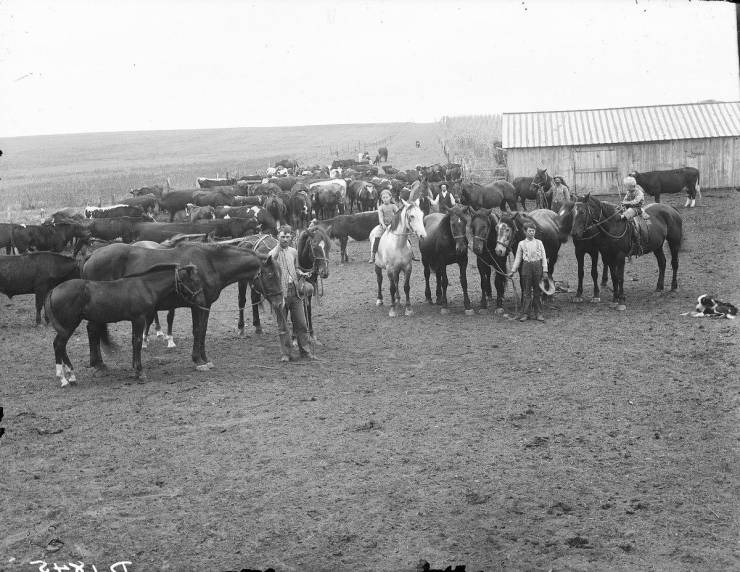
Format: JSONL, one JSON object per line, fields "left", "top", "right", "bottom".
{"left": 0, "top": 0, "right": 737, "bottom": 137}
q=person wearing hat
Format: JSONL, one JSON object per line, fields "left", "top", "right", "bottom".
{"left": 369, "top": 188, "right": 398, "bottom": 263}
{"left": 508, "top": 221, "right": 548, "bottom": 322}
{"left": 431, "top": 183, "right": 456, "bottom": 214}
{"left": 620, "top": 176, "right": 645, "bottom": 220}
{"left": 549, "top": 176, "right": 571, "bottom": 213}
{"left": 270, "top": 225, "right": 316, "bottom": 361}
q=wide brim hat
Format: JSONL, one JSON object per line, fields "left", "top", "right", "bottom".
{"left": 539, "top": 275, "right": 557, "bottom": 296}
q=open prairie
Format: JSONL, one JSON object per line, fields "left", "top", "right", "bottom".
{"left": 0, "top": 124, "right": 738, "bottom": 572}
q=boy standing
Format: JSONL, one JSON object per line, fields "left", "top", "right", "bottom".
{"left": 509, "top": 222, "right": 548, "bottom": 322}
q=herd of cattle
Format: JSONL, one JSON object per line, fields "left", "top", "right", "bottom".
{"left": 0, "top": 156, "right": 701, "bottom": 366}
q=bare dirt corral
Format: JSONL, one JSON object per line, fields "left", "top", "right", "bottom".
{"left": 1, "top": 191, "right": 738, "bottom": 572}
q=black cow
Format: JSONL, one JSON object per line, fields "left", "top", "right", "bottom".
{"left": 119, "top": 194, "right": 158, "bottom": 214}
{"left": 377, "top": 146, "right": 388, "bottom": 162}
{"left": 11, "top": 223, "right": 88, "bottom": 254}
{"left": 197, "top": 177, "right": 237, "bottom": 188}
{"left": 192, "top": 189, "right": 236, "bottom": 207}
{"left": 331, "top": 159, "right": 357, "bottom": 169}
{"left": 315, "top": 211, "right": 378, "bottom": 262}
{"left": 131, "top": 218, "right": 260, "bottom": 242}
{"left": 87, "top": 217, "right": 143, "bottom": 243}
{"left": 157, "top": 190, "right": 199, "bottom": 221}
{"left": 85, "top": 205, "right": 146, "bottom": 219}
{"left": 0, "top": 252, "right": 81, "bottom": 325}
{"left": 629, "top": 167, "right": 701, "bottom": 207}
{"left": 0, "top": 222, "right": 20, "bottom": 254}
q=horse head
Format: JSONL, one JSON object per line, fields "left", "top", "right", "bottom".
{"left": 530, "top": 168, "right": 551, "bottom": 194}
{"left": 400, "top": 199, "right": 427, "bottom": 239}
{"left": 470, "top": 208, "right": 499, "bottom": 256}
{"left": 494, "top": 213, "right": 517, "bottom": 257}
{"left": 252, "top": 253, "right": 285, "bottom": 309}
{"left": 447, "top": 205, "right": 471, "bottom": 256}
{"left": 175, "top": 264, "right": 208, "bottom": 309}
{"left": 570, "top": 194, "right": 597, "bottom": 239}
{"left": 300, "top": 226, "right": 331, "bottom": 280}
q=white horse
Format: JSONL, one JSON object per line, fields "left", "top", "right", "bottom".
{"left": 374, "top": 199, "right": 427, "bottom": 317}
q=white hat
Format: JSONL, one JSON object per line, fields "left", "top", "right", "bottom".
{"left": 539, "top": 275, "right": 556, "bottom": 296}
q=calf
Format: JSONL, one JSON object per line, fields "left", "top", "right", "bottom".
{"left": 0, "top": 252, "right": 81, "bottom": 325}
{"left": 85, "top": 204, "right": 145, "bottom": 219}
{"left": 185, "top": 203, "right": 216, "bottom": 223}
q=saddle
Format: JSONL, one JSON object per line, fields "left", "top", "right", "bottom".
{"left": 628, "top": 214, "right": 650, "bottom": 256}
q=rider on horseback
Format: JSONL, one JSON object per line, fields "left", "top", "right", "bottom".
{"left": 620, "top": 176, "right": 646, "bottom": 255}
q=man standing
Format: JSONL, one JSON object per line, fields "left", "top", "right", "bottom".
{"left": 270, "top": 225, "right": 316, "bottom": 361}
{"left": 432, "top": 183, "right": 456, "bottom": 213}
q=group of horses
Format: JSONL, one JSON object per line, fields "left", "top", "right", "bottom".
{"left": 371, "top": 181, "right": 683, "bottom": 319}
{"left": 34, "top": 222, "right": 333, "bottom": 387}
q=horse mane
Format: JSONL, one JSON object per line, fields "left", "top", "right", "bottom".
{"left": 388, "top": 204, "right": 406, "bottom": 232}
{"left": 587, "top": 194, "right": 619, "bottom": 218}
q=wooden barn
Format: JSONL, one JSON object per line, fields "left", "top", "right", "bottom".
{"left": 502, "top": 101, "right": 740, "bottom": 195}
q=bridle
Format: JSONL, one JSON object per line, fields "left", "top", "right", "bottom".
{"left": 174, "top": 266, "right": 209, "bottom": 311}
{"left": 251, "top": 265, "right": 284, "bottom": 299}
{"left": 574, "top": 201, "right": 627, "bottom": 239}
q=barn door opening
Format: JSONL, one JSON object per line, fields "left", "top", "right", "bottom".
{"left": 573, "top": 147, "right": 619, "bottom": 195}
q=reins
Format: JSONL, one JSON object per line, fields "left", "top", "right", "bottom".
{"left": 174, "top": 266, "right": 210, "bottom": 311}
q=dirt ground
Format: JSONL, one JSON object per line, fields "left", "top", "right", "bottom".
{"left": 1, "top": 191, "right": 738, "bottom": 572}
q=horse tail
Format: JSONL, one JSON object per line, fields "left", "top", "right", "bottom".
{"left": 44, "top": 290, "right": 64, "bottom": 332}
{"left": 695, "top": 172, "right": 701, "bottom": 200}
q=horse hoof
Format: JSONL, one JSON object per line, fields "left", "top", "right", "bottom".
{"left": 254, "top": 327, "right": 263, "bottom": 335}
{"left": 206, "top": 362, "right": 215, "bottom": 370}
{"left": 167, "top": 340, "right": 176, "bottom": 349}
{"left": 376, "top": 299, "right": 383, "bottom": 306}
{"left": 155, "top": 330, "right": 165, "bottom": 338}
{"left": 280, "top": 355, "right": 290, "bottom": 363}
{"left": 389, "top": 309, "right": 397, "bottom": 317}
{"left": 440, "top": 308, "right": 449, "bottom": 315}
{"left": 59, "top": 378, "right": 69, "bottom": 388}
{"left": 494, "top": 307, "right": 504, "bottom": 315}
{"left": 464, "top": 309, "right": 475, "bottom": 316}
{"left": 405, "top": 308, "right": 414, "bottom": 317}
{"left": 616, "top": 304, "right": 627, "bottom": 311}
{"left": 142, "top": 341, "right": 148, "bottom": 349}
{"left": 237, "top": 327, "right": 245, "bottom": 336}
{"left": 590, "top": 297, "right": 601, "bottom": 303}
{"left": 572, "top": 296, "right": 583, "bottom": 303}
{"left": 136, "top": 373, "right": 147, "bottom": 383}
{"left": 195, "top": 364, "right": 210, "bottom": 372}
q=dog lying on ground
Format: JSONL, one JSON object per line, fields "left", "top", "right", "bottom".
{"left": 686, "top": 294, "right": 738, "bottom": 319}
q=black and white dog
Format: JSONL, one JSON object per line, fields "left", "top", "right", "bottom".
{"left": 690, "top": 295, "right": 738, "bottom": 319}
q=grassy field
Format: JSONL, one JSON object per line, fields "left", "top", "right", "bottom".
{"left": 0, "top": 122, "right": 447, "bottom": 220}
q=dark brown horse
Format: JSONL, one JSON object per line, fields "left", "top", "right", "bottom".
{"left": 235, "top": 233, "right": 279, "bottom": 336}
{"left": 470, "top": 208, "right": 509, "bottom": 312}
{"left": 45, "top": 263, "right": 206, "bottom": 386}
{"left": 83, "top": 242, "right": 285, "bottom": 370}
{"left": 530, "top": 168, "right": 553, "bottom": 210}
{"left": 296, "top": 225, "right": 331, "bottom": 340}
{"left": 570, "top": 194, "right": 683, "bottom": 310}
{"left": 459, "top": 181, "right": 517, "bottom": 211}
{"left": 557, "top": 201, "right": 609, "bottom": 303}
{"left": 419, "top": 205, "right": 473, "bottom": 314}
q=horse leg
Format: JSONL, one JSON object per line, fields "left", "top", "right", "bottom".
{"left": 153, "top": 312, "right": 164, "bottom": 338}
{"left": 459, "top": 260, "right": 472, "bottom": 314}
{"left": 574, "top": 247, "right": 585, "bottom": 302}
{"left": 131, "top": 317, "right": 146, "bottom": 381}
{"left": 341, "top": 236, "right": 349, "bottom": 263}
{"left": 388, "top": 270, "right": 399, "bottom": 317}
{"left": 237, "top": 280, "right": 247, "bottom": 335}
{"left": 669, "top": 241, "right": 680, "bottom": 291}
{"left": 403, "top": 268, "right": 413, "bottom": 317}
{"left": 251, "top": 288, "right": 263, "bottom": 334}
{"left": 590, "top": 251, "right": 601, "bottom": 302}
{"left": 35, "top": 290, "right": 45, "bottom": 326}
{"left": 615, "top": 256, "right": 627, "bottom": 310}
{"left": 438, "top": 268, "right": 449, "bottom": 313}
{"left": 165, "top": 309, "right": 176, "bottom": 348}
{"left": 653, "top": 246, "right": 667, "bottom": 292}
{"left": 191, "top": 307, "right": 210, "bottom": 371}
{"left": 423, "top": 262, "right": 433, "bottom": 304}
{"left": 375, "top": 265, "right": 384, "bottom": 306}
{"left": 87, "top": 322, "right": 105, "bottom": 369}
{"left": 477, "top": 259, "right": 490, "bottom": 310}
{"left": 54, "top": 332, "right": 72, "bottom": 387}
{"left": 306, "top": 295, "right": 315, "bottom": 342}
{"left": 494, "top": 261, "right": 507, "bottom": 313}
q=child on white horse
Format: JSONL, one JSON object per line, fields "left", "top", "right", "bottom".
{"left": 369, "top": 189, "right": 398, "bottom": 263}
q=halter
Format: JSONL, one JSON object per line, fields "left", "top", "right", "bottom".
{"left": 251, "top": 265, "right": 284, "bottom": 299}
{"left": 174, "top": 266, "right": 209, "bottom": 311}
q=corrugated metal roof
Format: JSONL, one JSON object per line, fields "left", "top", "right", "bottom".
{"left": 502, "top": 102, "right": 740, "bottom": 148}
